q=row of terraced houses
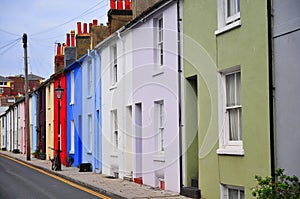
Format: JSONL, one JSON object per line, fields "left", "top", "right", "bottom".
{"left": 1, "top": 0, "right": 299, "bottom": 198}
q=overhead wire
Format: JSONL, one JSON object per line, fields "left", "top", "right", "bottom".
{"left": 31, "top": 0, "right": 107, "bottom": 37}
{"left": 0, "top": 37, "right": 22, "bottom": 55}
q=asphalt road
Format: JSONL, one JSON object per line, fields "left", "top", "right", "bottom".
{"left": 0, "top": 155, "right": 106, "bottom": 199}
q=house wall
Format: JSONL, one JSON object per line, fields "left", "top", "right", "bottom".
{"left": 131, "top": 2, "right": 180, "bottom": 192}
{"left": 66, "top": 62, "right": 83, "bottom": 167}
{"left": 37, "top": 85, "right": 46, "bottom": 155}
{"left": 81, "top": 55, "right": 95, "bottom": 170}
{"left": 183, "top": 0, "right": 271, "bottom": 198}
{"left": 30, "top": 93, "right": 38, "bottom": 153}
{"left": 101, "top": 31, "right": 133, "bottom": 178}
{"left": 6, "top": 108, "right": 12, "bottom": 151}
{"left": 54, "top": 75, "right": 67, "bottom": 165}
{"left": 46, "top": 82, "right": 54, "bottom": 160}
{"left": 273, "top": 0, "right": 300, "bottom": 178}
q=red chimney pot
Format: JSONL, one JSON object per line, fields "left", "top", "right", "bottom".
{"left": 89, "top": 23, "right": 92, "bottom": 32}
{"left": 125, "top": 0, "right": 131, "bottom": 10}
{"left": 83, "top": 23, "right": 88, "bottom": 34}
{"left": 71, "top": 30, "right": 75, "bottom": 47}
{"left": 110, "top": 0, "right": 116, "bottom": 9}
{"left": 57, "top": 43, "right": 61, "bottom": 55}
{"left": 117, "top": 0, "right": 123, "bottom": 10}
{"left": 93, "top": 19, "right": 98, "bottom": 26}
{"left": 66, "top": 33, "right": 70, "bottom": 47}
{"left": 77, "top": 22, "right": 82, "bottom": 35}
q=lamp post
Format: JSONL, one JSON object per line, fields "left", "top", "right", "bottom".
{"left": 54, "top": 80, "right": 64, "bottom": 171}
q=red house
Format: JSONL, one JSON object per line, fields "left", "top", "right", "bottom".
{"left": 53, "top": 43, "right": 68, "bottom": 166}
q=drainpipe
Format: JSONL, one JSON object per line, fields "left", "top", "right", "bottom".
{"left": 177, "top": 0, "right": 183, "bottom": 190}
{"left": 267, "top": 0, "right": 275, "bottom": 178}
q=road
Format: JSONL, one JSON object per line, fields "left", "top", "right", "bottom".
{"left": 0, "top": 155, "right": 108, "bottom": 199}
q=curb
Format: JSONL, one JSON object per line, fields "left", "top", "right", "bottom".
{"left": 0, "top": 153, "right": 127, "bottom": 199}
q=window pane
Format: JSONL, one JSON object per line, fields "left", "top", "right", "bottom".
{"left": 236, "top": 72, "right": 241, "bottom": 105}
{"left": 229, "top": 108, "right": 239, "bottom": 141}
{"left": 229, "top": 188, "right": 238, "bottom": 199}
{"left": 227, "top": 0, "right": 239, "bottom": 17}
{"left": 240, "top": 190, "right": 244, "bottom": 199}
{"left": 226, "top": 73, "right": 235, "bottom": 107}
{"left": 239, "top": 108, "right": 242, "bottom": 140}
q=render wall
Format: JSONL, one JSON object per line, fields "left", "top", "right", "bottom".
{"left": 183, "top": 1, "right": 271, "bottom": 198}
{"left": 131, "top": 2, "right": 180, "bottom": 192}
{"left": 273, "top": 0, "right": 300, "bottom": 178}
{"left": 46, "top": 83, "right": 54, "bottom": 160}
{"left": 101, "top": 31, "right": 133, "bottom": 179}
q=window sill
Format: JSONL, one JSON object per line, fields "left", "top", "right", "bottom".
{"left": 69, "top": 102, "right": 74, "bottom": 106}
{"left": 86, "top": 96, "right": 92, "bottom": 99}
{"left": 110, "top": 151, "right": 118, "bottom": 158}
{"left": 152, "top": 153, "right": 165, "bottom": 162}
{"left": 152, "top": 67, "right": 164, "bottom": 77}
{"left": 87, "top": 151, "right": 92, "bottom": 155}
{"left": 215, "top": 20, "right": 241, "bottom": 36}
{"left": 109, "top": 85, "right": 117, "bottom": 90}
{"left": 217, "top": 147, "right": 244, "bottom": 156}
{"left": 69, "top": 150, "right": 74, "bottom": 154}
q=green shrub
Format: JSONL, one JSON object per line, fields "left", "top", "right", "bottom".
{"left": 252, "top": 168, "right": 300, "bottom": 199}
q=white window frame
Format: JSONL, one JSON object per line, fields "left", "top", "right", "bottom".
{"left": 155, "top": 101, "right": 165, "bottom": 152}
{"left": 111, "top": 45, "right": 118, "bottom": 86}
{"left": 225, "top": 0, "right": 240, "bottom": 24}
{"left": 220, "top": 184, "right": 244, "bottom": 199}
{"left": 70, "top": 120, "right": 75, "bottom": 154}
{"left": 217, "top": 67, "right": 243, "bottom": 155}
{"left": 111, "top": 110, "right": 118, "bottom": 150}
{"left": 70, "top": 71, "right": 75, "bottom": 105}
{"left": 216, "top": 0, "right": 241, "bottom": 35}
{"left": 157, "top": 17, "right": 163, "bottom": 66}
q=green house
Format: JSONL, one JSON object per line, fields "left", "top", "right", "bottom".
{"left": 182, "top": 0, "right": 271, "bottom": 198}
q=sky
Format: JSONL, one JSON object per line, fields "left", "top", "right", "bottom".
{"left": 0, "top": 0, "right": 109, "bottom": 79}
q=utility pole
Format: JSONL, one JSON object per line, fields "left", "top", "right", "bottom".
{"left": 23, "top": 33, "right": 31, "bottom": 161}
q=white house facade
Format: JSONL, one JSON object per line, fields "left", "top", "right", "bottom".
{"left": 130, "top": 1, "right": 181, "bottom": 192}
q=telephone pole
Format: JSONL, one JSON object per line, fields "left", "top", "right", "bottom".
{"left": 23, "top": 33, "right": 31, "bottom": 161}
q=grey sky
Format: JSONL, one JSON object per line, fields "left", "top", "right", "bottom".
{"left": 0, "top": 0, "right": 109, "bottom": 79}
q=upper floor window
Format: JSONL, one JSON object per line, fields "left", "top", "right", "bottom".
{"left": 111, "top": 45, "right": 117, "bottom": 86}
{"left": 225, "top": 0, "right": 240, "bottom": 24}
{"left": 216, "top": 0, "right": 241, "bottom": 35}
{"left": 87, "top": 60, "right": 93, "bottom": 96}
{"left": 70, "top": 71, "right": 75, "bottom": 104}
{"left": 157, "top": 17, "right": 163, "bottom": 66}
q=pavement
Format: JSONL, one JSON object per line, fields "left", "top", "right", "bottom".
{"left": 0, "top": 150, "right": 191, "bottom": 199}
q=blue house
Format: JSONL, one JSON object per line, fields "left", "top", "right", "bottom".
{"left": 30, "top": 92, "right": 38, "bottom": 153}
{"left": 81, "top": 49, "right": 102, "bottom": 173}
{"left": 65, "top": 55, "right": 86, "bottom": 167}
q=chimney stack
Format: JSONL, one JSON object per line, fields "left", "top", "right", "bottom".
{"left": 64, "top": 30, "right": 76, "bottom": 67}
{"left": 76, "top": 21, "right": 91, "bottom": 59}
{"left": 90, "top": 20, "right": 109, "bottom": 49}
{"left": 54, "top": 43, "right": 65, "bottom": 73}
{"left": 108, "top": 0, "right": 133, "bottom": 34}
{"left": 132, "top": 0, "right": 161, "bottom": 18}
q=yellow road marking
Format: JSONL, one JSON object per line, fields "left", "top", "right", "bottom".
{"left": 0, "top": 154, "right": 111, "bottom": 199}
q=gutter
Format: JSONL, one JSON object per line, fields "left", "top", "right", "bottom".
{"left": 267, "top": 0, "right": 275, "bottom": 178}
{"left": 177, "top": 0, "right": 183, "bottom": 189}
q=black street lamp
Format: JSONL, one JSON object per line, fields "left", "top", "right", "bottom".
{"left": 54, "top": 80, "right": 64, "bottom": 171}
